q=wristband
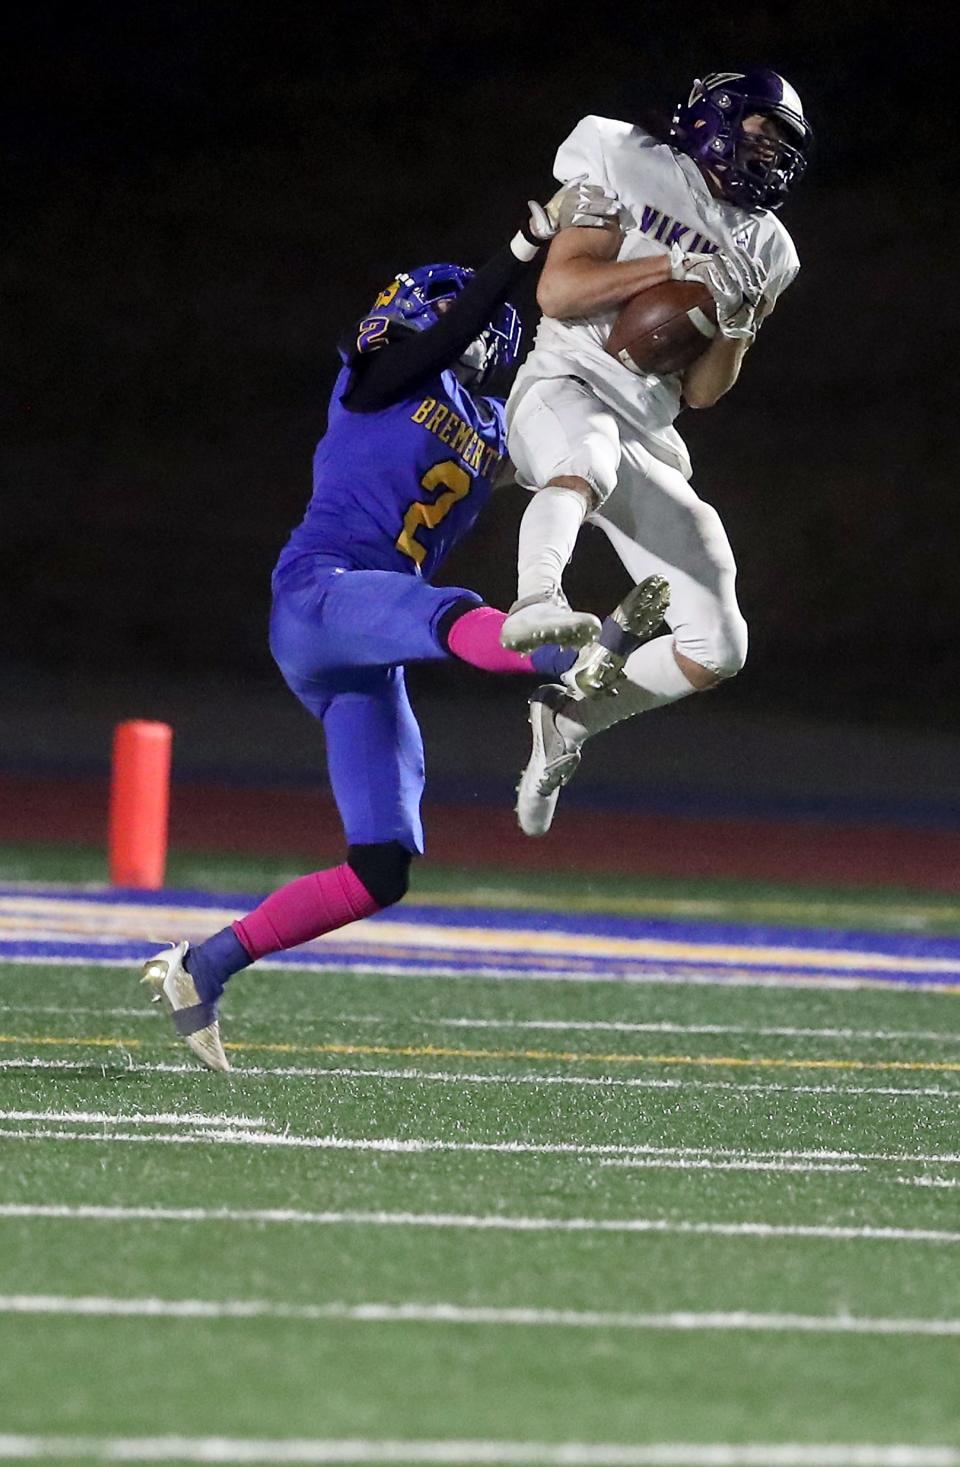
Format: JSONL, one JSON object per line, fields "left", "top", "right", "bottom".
{"left": 510, "top": 230, "right": 541, "bottom": 263}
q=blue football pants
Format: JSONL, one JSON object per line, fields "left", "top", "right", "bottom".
{"left": 269, "top": 561, "right": 483, "bottom": 855}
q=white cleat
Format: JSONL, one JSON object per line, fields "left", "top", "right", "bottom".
{"left": 500, "top": 594, "right": 601, "bottom": 654}
{"left": 515, "top": 685, "right": 583, "bottom": 837}
{"left": 140, "top": 940, "right": 230, "bottom": 1073}
{"left": 564, "top": 574, "right": 671, "bottom": 695}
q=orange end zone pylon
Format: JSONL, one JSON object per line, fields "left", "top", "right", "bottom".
{"left": 108, "top": 720, "right": 173, "bottom": 889}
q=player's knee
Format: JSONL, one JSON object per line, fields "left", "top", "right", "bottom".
{"left": 347, "top": 841, "right": 412, "bottom": 908}
{"left": 675, "top": 612, "right": 748, "bottom": 684}
{"left": 715, "top": 612, "right": 749, "bottom": 679}
{"left": 545, "top": 474, "right": 595, "bottom": 506}
{"left": 545, "top": 438, "right": 618, "bottom": 509}
{"left": 435, "top": 595, "right": 484, "bottom": 653}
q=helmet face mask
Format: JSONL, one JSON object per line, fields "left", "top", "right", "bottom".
{"left": 455, "top": 332, "right": 495, "bottom": 386}
{"left": 365, "top": 263, "right": 522, "bottom": 385}
{"left": 464, "top": 307, "right": 522, "bottom": 386}
{"left": 670, "top": 68, "right": 813, "bottom": 210}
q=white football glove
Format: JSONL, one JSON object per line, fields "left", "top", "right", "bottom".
{"left": 527, "top": 176, "right": 621, "bottom": 241}
{"left": 667, "top": 243, "right": 722, "bottom": 281}
{"left": 684, "top": 250, "right": 769, "bottom": 343}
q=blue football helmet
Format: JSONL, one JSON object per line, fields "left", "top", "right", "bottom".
{"left": 356, "top": 263, "right": 522, "bottom": 384}
{"left": 670, "top": 69, "right": 813, "bottom": 210}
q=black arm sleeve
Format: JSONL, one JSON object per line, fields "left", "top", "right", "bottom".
{"left": 343, "top": 240, "right": 539, "bottom": 413}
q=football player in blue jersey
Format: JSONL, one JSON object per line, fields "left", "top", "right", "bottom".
{"left": 140, "top": 179, "right": 651, "bottom": 1072}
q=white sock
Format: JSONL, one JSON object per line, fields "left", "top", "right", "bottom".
{"left": 516, "top": 487, "right": 589, "bottom": 603}
{"left": 556, "top": 636, "right": 697, "bottom": 743}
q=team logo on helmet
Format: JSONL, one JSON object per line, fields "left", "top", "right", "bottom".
{"left": 356, "top": 263, "right": 522, "bottom": 383}
{"left": 670, "top": 67, "right": 813, "bottom": 210}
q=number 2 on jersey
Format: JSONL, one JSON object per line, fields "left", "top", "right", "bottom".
{"left": 396, "top": 459, "right": 471, "bottom": 568}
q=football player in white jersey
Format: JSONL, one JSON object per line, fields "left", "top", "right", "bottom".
{"left": 499, "top": 69, "right": 813, "bottom": 834}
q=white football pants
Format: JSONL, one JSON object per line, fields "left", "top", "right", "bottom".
{"left": 507, "top": 375, "right": 748, "bottom": 680}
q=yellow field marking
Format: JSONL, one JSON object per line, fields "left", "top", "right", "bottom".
{"left": 6, "top": 895, "right": 960, "bottom": 975}
{"left": 362, "top": 925, "right": 960, "bottom": 974}
{"left": 413, "top": 887, "right": 960, "bottom": 928}
{"left": 8, "top": 882, "right": 960, "bottom": 933}
{"left": 3, "top": 1031, "right": 960, "bottom": 1075}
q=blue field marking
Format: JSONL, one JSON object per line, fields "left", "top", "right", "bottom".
{"left": 8, "top": 885, "right": 960, "bottom": 960}
{"left": 0, "top": 937, "right": 652, "bottom": 979}
{"left": 6, "top": 885, "right": 960, "bottom": 962}
{"left": 1, "top": 887, "right": 960, "bottom": 991}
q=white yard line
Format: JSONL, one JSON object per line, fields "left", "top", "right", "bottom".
{"left": 3, "top": 1294, "right": 960, "bottom": 1338}
{"left": 1, "top": 1056, "right": 958, "bottom": 1102}
{"left": 341, "top": 1014, "right": 960, "bottom": 1045}
{"left": 0, "top": 1003, "right": 153, "bottom": 1019}
{"left": 0, "top": 1109, "right": 265, "bottom": 1128}
{"left": 0, "top": 1129, "right": 870, "bottom": 1172}
{"left": 0, "top": 1435, "right": 957, "bottom": 1466}
{"left": 6, "top": 1001, "right": 957, "bottom": 1045}
{"left": 0, "top": 1124, "right": 957, "bottom": 1172}
{"left": 894, "top": 1176, "right": 960, "bottom": 1189}
{"left": 594, "top": 1159, "right": 863, "bottom": 1174}
{"left": 1, "top": 1126, "right": 957, "bottom": 1161}
{"left": 2, "top": 1203, "right": 958, "bottom": 1245}
{"left": 4, "top": 952, "right": 957, "bottom": 995}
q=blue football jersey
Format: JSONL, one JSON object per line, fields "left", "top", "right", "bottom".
{"left": 276, "top": 364, "right": 508, "bottom": 582}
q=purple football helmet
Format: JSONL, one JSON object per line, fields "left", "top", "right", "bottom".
{"left": 358, "top": 263, "right": 522, "bottom": 382}
{"left": 670, "top": 69, "right": 812, "bottom": 210}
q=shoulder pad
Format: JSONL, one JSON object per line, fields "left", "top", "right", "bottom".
{"left": 555, "top": 115, "right": 650, "bottom": 189}
{"left": 764, "top": 211, "right": 799, "bottom": 265}
{"left": 749, "top": 212, "right": 800, "bottom": 303}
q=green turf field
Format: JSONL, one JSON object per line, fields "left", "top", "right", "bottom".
{"left": 1, "top": 843, "right": 959, "bottom": 1465}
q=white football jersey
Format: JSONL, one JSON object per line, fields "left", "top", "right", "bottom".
{"left": 509, "top": 116, "right": 800, "bottom": 478}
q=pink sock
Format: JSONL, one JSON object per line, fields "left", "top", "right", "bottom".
{"left": 447, "top": 606, "right": 534, "bottom": 675}
{"left": 232, "top": 863, "right": 380, "bottom": 960}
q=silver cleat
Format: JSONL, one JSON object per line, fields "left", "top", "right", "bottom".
{"left": 566, "top": 575, "right": 671, "bottom": 695}
{"left": 515, "top": 685, "right": 583, "bottom": 838}
{"left": 500, "top": 593, "right": 601, "bottom": 654}
{"left": 141, "top": 940, "right": 230, "bottom": 1073}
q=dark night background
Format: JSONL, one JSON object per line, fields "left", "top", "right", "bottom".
{"left": 4, "top": 1, "right": 957, "bottom": 799}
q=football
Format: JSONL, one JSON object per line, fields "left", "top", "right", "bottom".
{"left": 605, "top": 280, "right": 717, "bottom": 376}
